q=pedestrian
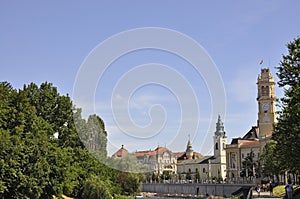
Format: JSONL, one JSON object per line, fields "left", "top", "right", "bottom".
{"left": 263, "top": 184, "right": 266, "bottom": 192}
{"left": 255, "top": 184, "right": 261, "bottom": 197}
{"left": 285, "top": 179, "right": 293, "bottom": 199}
{"left": 269, "top": 182, "right": 273, "bottom": 196}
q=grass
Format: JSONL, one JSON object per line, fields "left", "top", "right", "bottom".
{"left": 273, "top": 185, "right": 300, "bottom": 199}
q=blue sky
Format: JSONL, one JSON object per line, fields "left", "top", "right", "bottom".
{"left": 1, "top": 1, "right": 299, "bottom": 156}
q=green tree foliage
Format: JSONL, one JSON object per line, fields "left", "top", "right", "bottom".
{"left": 86, "top": 114, "right": 108, "bottom": 157}
{"left": 186, "top": 170, "right": 192, "bottom": 180}
{"left": 260, "top": 141, "right": 281, "bottom": 179}
{"left": 110, "top": 153, "right": 148, "bottom": 173}
{"left": 82, "top": 175, "right": 112, "bottom": 199}
{"left": 160, "top": 171, "right": 172, "bottom": 181}
{"left": 0, "top": 81, "right": 141, "bottom": 198}
{"left": 195, "top": 169, "right": 200, "bottom": 182}
{"left": 117, "top": 172, "right": 142, "bottom": 196}
{"left": 240, "top": 151, "right": 260, "bottom": 178}
{"left": 273, "top": 37, "right": 300, "bottom": 174}
{"left": 178, "top": 172, "right": 182, "bottom": 181}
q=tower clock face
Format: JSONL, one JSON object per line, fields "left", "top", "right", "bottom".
{"left": 262, "top": 103, "right": 269, "bottom": 111}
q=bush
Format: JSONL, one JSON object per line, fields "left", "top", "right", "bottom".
{"left": 82, "top": 175, "right": 112, "bottom": 199}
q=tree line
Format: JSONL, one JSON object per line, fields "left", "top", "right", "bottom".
{"left": 260, "top": 37, "right": 300, "bottom": 183}
{"left": 0, "top": 82, "right": 143, "bottom": 199}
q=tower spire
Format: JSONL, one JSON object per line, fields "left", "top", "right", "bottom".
{"left": 186, "top": 135, "right": 194, "bottom": 160}
{"left": 215, "top": 114, "right": 225, "bottom": 136}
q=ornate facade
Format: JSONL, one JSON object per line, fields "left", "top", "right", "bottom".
{"left": 135, "top": 146, "right": 177, "bottom": 175}
{"left": 225, "top": 68, "right": 276, "bottom": 181}
{"left": 177, "top": 115, "right": 227, "bottom": 181}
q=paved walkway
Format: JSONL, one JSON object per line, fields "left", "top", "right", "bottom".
{"left": 253, "top": 191, "right": 282, "bottom": 199}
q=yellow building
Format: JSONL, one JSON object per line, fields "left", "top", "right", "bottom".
{"left": 177, "top": 115, "right": 227, "bottom": 182}
{"left": 225, "top": 68, "right": 276, "bottom": 182}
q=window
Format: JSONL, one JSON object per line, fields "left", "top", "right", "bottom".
{"left": 203, "top": 168, "right": 206, "bottom": 173}
{"left": 215, "top": 142, "right": 218, "bottom": 150}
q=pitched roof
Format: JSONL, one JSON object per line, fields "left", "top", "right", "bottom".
{"left": 242, "top": 126, "right": 259, "bottom": 140}
{"left": 176, "top": 151, "right": 202, "bottom": 162}
{"left": 240, "top": 140, "right": 260, "bottom": 147}
{"left": 135, "top": 146, "right": 171, "bottom": 157}
{"left": 112, "top": 145, "right": 128, "bottom": 158}
{"left": 177, "top": 155, "right": 213, "bottom": 165}
{"left": 154, "top": 146, "right": 169, "bottom": 154}
{"left": 229, "top": 126, "right": 259, "bottom": 145}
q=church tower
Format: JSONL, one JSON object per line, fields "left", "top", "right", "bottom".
{"left": 186, "top": 137, "right": 194, "bottom": 160}
{"left": 257, "top": 68, "right": 276, "bottom": 140}
{"left": 213, "top": 115, "right": 227, "bottom": 180}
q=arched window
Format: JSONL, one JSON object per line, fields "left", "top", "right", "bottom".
{"left": 215, "top": 142, "right": 218, "bottom": 150}
{"left": 262, "top": 86, "right": 267, "bottom": 96}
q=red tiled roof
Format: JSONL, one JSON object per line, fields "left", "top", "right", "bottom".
{"left": 175, "top": 151, "right": 202, "bottom": 162}
{"left": 112, "top": 145, "right": 128, "bottom": 158}
{"left": 135, "top": 150, "right": 154, "bottom": 157}
{"left": 154, "top": 146, "right": 169, "bottom": 154}
{"left": 174, "top": 152, "right": 185, "bottom": 158}
{"left": 240, "top": 141, "right": 260, "bottom": 147}
{"left": 135, "top": 146, "right": 170, "bottom": 157}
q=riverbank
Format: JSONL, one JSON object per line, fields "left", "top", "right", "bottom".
{"left": 140, "top": 192, "right": 230, "bottom": 199}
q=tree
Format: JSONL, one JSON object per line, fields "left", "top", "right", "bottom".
{"left": 151, "top": 172, "right": 158, "bottom": 182}
{"left": 0, "top": 81, "right": 145, "bottom": 198}
{"left": 260, "top": 141, "right": 282, "bottom": 180}
{"left": 86, "top": 114, "right": 107, "bottom": 157}
{"left": 178, "top": 172, "right": 182, "bottom": 181}
{"left": 117, "top": 172, "right": 142, "bottom": 196}
{"left": 195, "top": 169, "right": 200, "bottom": 182}
{"left": 273, "top": 37, "right": 300, "bottom": 174}
{"left": 82, "top": 175, "right": 112, "bottom": 199}
{"left": 186, "top": 169, "right": 192, "bottom": 180}
{"left": 160, "top": 171, "right": 172, "bottom": 181}
{"left": 240, "top": 151, "right": 260, "bottom": 178}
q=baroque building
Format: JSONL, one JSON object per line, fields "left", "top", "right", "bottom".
{"left": 135, "top": 146, "right": 177, "bottom": 175}
{"left": 225, "top": 68, "right": 276, "bottom": 181}
{"left": 177, "top": 115, "right": 227, "bottom": 182}
{"left": 112, "top": 145, "right": 177, "bottom": 175}
{"left": 176, "top": 137, "right": 202, "bottom": 162}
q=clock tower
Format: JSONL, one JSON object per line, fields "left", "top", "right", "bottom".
{"left": 257, "top": 68, "right": 276, "bottom": 140}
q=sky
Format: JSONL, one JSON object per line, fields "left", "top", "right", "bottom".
{"left": 1, "top": 1, "right": 299, "bottom": 156}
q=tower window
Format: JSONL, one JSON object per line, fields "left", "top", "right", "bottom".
{"left": 215, "top": 142, "right": 218, "bottom": 150}
{"left": 261, "top": 86, "right": 270, "bottom": 96}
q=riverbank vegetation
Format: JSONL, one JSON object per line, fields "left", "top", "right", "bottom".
{"left": 0, "top": 81, "right": 143, "bottom": 198}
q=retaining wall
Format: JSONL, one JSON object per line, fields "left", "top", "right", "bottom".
{"left": 142, "top": 183, "right": 252, "bottom": 197}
